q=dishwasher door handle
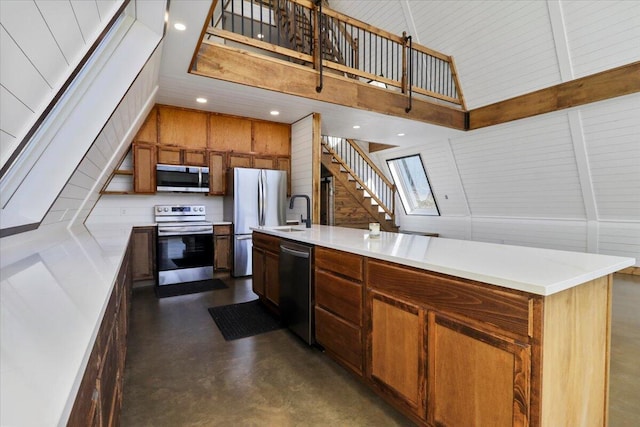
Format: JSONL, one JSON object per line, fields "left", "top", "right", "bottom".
{"left": 280, "top": 245, "right": 310, "bottom": 258}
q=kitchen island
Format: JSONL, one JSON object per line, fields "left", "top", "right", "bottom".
{"left": 254, "top": 225, "right": 635, "bottom": 427}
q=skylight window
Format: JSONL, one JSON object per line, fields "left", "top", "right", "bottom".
{"left": 387, "top": 154, "right": 439, "bottom": 216}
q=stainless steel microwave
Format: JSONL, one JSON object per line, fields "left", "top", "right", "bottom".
{"left": 156, "top": 164, "right": 209, "bottom": 193}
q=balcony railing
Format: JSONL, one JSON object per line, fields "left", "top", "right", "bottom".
{"left": 203, "top": 0, "right": 465, "bottom": 109}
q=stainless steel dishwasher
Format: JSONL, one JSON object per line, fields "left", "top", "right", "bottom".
{"left": 279, "top": 240, "right": 314, "bottom": 344}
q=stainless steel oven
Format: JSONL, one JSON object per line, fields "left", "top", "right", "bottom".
{"left": 155, "top": 205, "right": 213, "bottom": 286}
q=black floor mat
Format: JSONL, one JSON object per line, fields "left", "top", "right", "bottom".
{"left": 208, "top": 300, "right": 283, "bottom": 341}
{"left": 156, "top": 278, "right": 228, "bottom": 298}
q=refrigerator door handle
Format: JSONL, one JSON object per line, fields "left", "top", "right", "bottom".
{"left": 257, "top": 170, "right": 263, "bottom": 226}
{"left": 237, "top": 235, "right": 253, "bottom": 240}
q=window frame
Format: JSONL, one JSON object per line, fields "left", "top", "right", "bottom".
{"left": 386, "top": 154, "right": 440, "bottom": 216}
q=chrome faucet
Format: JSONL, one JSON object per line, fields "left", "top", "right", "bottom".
{"left": 289, "top": 194, "right": 311, "bottom": 228}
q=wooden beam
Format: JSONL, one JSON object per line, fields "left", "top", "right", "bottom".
{"left": 618, "top": 266, "right": 640, "bottom": 276}
{"left": 469, "top": 61, "right": 640, "bottom": 129}
{"left": 369, "top": 143, "right": 397, "bottom": 153}
{"left": 192, "top": 43, "right": 467, "bottom": 130}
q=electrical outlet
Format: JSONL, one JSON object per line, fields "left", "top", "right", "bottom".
{"left": 120, "top": 209, "right": 127, "bottom": 215}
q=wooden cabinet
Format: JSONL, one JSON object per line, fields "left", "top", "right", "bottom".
{"left": 369, "top": 292, "right": 425, "bottom": 417}
{"left": 68, "top": 236, "right": 133, "bottom": 426}
{"left": 209, "top": 151, "right": 226, "bottom": 195}
{"left": 134, "top": 107, "right": 158, "bottom": 144}
{"left": 252, "top": 121, "right": 290, "bottom": 155}
{"left": 365, "top": 258, "right": 533, "bottom": 426}
{"left": 314, "top": 247, "right": 364, "bottom": 375}
{"left": 252, "top": 232, "right": 281, "bottom": 310}
{"left": 132, "top": 226, "right": 156, "bottom": 281}
{"left": 253, "top": 155, "right": 275, "bottom": 169}
{"left": 157, "top": 147, "right": 207, "bottom": 166}
{"left": 228, "top": 153, "right": 252, "bottom": 169}
{"left": 210, "top": 114, "right": 251, "bottom": 151}
{"left": 133, "top": 143, "right": 155, "bottom": 193}
{"left": 214, "top": 224, "right": 232, "bottom": 272}
{"left": 427, "top": 312, "right": 530, "bottom": 427}
{"left": 158, "top": 106, "right": 208, "bottom": 148}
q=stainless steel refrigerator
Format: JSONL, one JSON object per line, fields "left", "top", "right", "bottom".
{"left": 224, "top": 167, "right": 287, "bottom": 277}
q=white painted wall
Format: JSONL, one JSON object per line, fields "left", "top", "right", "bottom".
{"left": 290, "top": 114, "right": 314, "bottom": 222}
{"left": 0, "top": 0, "right": 124, "bottom": 168}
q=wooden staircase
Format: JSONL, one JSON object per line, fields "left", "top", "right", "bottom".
{"left": 321, "top": 139, "right": 398, "bottom": 232}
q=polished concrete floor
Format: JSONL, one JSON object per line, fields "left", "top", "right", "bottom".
{"left": 121, "top": 274, "right": 640, "bottom": 426}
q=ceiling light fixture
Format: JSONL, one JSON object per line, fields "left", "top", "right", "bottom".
{"left": 353, "top": 125, "right": 360, "bottom": 129}
{"left": 174, "top": 23, "right": 186, "bottom": 31}
{"left": 270, "top": 110, "right": 280, "bottom": 116}
{"left": 196, "top": 97, "right": 207, "bottom": 103}
{"left": 397, "top": 133, "right": 405, "bottom": 136}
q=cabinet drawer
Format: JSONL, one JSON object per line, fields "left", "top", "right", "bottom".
{"left": 367, "top": 259, "right": 531, "bottom": 337}
{"left": 252, "top": 232, "right": 280, "bottom": 253}
{"left": 315, "top": 270, "right": 362, "bottom": 326}
{"left": 315, "top": 247, "right": 363, "bottom": 282}
{"left": 214, "top": 224, "right": 232, "bottom": 236}
{"left": 315, "top": 306, "right": 362, "bottom": 375}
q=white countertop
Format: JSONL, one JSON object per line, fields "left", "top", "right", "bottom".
{"left": 253, "top": 225, "right": 635, "bottom": 296}
{"left": 0, "top": 223, "right": 134, "bottom": 427}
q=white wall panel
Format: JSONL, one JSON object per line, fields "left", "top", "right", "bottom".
{"left": 0, "top": 26, "right": 51, "bottom": 111}
{"left": 451, "top": 113, "right": 586, "bottom": 219}
{"left": 471, "top": 217, "right": 588, "bottom": 252}
{"left": 35, "top": 1, "right": 85, "bottom": 65}
{"left": 581, "top": 94, "right": 640, "bottom": 221}
{"left": 0, "top": 86, "right": 32, "bottom": 140}
{"left": 1, "top": 1, "right": 68, "bottom": 87}
{"left": 599, "top": 222, "right": 640, "bottom": 262}
{"left": 290, "top": 114, "right": 314, "bottom": 221}
{"left": 563, "top": 0, "right": 640, "bottom": 78}
{"left": 70, "top": 0, "right": 102, "bottom": 42}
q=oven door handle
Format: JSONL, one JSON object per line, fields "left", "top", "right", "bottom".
{"left": 158, "top": 227, "right": 213, "bottom": 236}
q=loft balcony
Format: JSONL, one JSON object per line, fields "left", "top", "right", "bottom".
{"left": 190, "top": 0, "right": 468, "bottom": 130}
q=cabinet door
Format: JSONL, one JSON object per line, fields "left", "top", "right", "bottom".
{"left": 369, "top": 292, "right": 425, "bottom": 417}
{"left": 228, "top": 153, "right": 251, "bottom": 169}
{"left": 209, "top": 151, "right": 226, "bottom": 195}
{"left": 209, "top": 114, "right": 251, "bottom": 152}
{"left": 253, "top": 155, "right": 275, "bottom": 170}
{"left": 133, "top": 144, "right": 155, "bottom": 193}
{"left": 158, "top": 106, "right": 208, "bottom": 148}
{"left": 251, "top": 247, "right": 265, "bottom": 297}
{"left": 315, "top": 306, "right": 362, "bottom": 375}
{"left": 252, "top": 121, "right": 290, "bottom": 156}
{"left": 427, "top": 312, "right": 530, "bottom": 427}
{"left": 134, "top": 107, "right": 158, "bottom": 144}
{"left": 183, "top": 150, "right": 207, "bottom": 166}
{"left": 157, "top": 147, "right": 181, "bottom": 165}
{"left": 264, "top": 251, "right": 280, "bottom": 306}
{"left": 132, "top": 227, "right": 155, "bottom": 281}
{"left": 214, "top": 235, "right": 231, "bottom": 271}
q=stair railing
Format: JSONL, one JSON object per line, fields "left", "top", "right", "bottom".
{"left": 322, "top": 136, "right": 395, "bottom": 221}
{"left": 203, "top": 0, "right": 465, "bottom": 107}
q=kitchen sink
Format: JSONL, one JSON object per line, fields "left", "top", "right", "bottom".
{"left": 273, "top": 226, "right": 305, "bottom": 232}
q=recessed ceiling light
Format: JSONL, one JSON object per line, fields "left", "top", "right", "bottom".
{"left": 397, "top": 133, "right": 405, "bottom": 136}
{"left": 196, "top": 97, "right": 207, "bottom": 103}
{"left": 270, "top": 110, "right": 280, "bottom": 116}
{"left": 353, "top": 125, "right": 360, "bottom": 129}
{"left": 257, "top": 33, "right": 265, "bottom": 39}
{"left": 174, "top": 23, "right": 186, "bottom": 31}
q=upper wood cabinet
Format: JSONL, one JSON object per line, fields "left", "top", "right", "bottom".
{"left": 210, "top": 114, "right": 252, "bottom": 151}
{"left": 134, "top": 107, "right": 158, "bottom": 144}
{"left": 252, "top": 121, "right": 290, "bottom": 155}
{"left": 209, "top": 151, "right": 226, "bottom": 195}
{"left": 157, "top": 147, "right": 181, "bottom": 165}
{"left": 158, "top": 106, "right": 208, "bottom": 148}
{"left": 133, "top": 144, "right": 155, "bottom": 194}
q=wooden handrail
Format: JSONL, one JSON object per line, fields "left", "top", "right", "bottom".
{"left": 203, "top": 0, "right": 465, "bottom": 108}
{"left": 322, "top": 138, "right": 395, "bottom": 219}
{"left": 345, "top": 138, "right": 394, "bottom": 189}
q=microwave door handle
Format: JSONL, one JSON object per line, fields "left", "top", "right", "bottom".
{"left": 198, "top": 168, "right": 202, "bottom": 188}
